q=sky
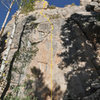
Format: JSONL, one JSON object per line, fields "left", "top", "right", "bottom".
{"left": 0, "top": 0, "right": 80, "bottom": 30}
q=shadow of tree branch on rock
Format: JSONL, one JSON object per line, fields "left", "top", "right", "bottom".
{"left": 59, "top": 13, "right": 100, "bottom": 100}
{"left": 31, "top": 67, "right": 62, "bottom": 100}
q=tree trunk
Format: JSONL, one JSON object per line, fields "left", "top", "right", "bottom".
{"left": 0, "top": 0, "right": 15, "bottom": 38}
{"left": 0, "top": 9, "right": 20, "bottom": 77}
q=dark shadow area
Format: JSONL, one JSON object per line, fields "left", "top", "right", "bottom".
{"left": 59, "top": 13, "right": 100, "bottom": 100}
{"left": 31, "top": 67, "right": 62, "bottom": 100}
{"left": 0, "top": 33, "right": 7, "bottom": 66}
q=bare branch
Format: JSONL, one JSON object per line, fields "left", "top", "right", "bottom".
{"left": 1, "top": 0, "right": 9, "bottom": 9}
{"left": 0, "top": 0, "right": 15, "bottom": 37}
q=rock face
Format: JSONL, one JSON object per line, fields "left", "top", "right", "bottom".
{"left": 86, "top": 0, "right": 100, "bottom": 12}
{"left": 80, "top": 0, "right": 92, "bottom": 6}
{"left": 0, "top": 1, "right": 100, "bottom": 100}
{"left": 34, "top": 0, "right": 49, "bottom": 9}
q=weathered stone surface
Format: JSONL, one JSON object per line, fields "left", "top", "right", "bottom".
{"left": 86, "top": 0, "right": 100, "bottom": 12}
{"left": 34, "top": 0, "right": 49, "bottom": 9}
{"left": 94, "top": 6, "right": 100, "bottom": 12}
{"left": 0, "top": 0, "right": 100, "bottom": 100}
{"left": 80, "top": 0, "right": 92, "bottom": 6}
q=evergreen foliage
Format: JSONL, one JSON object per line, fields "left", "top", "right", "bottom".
{"left": 20, "top": 0, "right": 36, "bottom": 13}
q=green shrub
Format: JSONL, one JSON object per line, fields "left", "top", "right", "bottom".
{"left": 49, "top": 5, "right": 56, "bottom": 9}
{"left": 21, "top": 0, "right": 38, "bottom": 13}
{"left": 21, "top": 3, "right": 34, "bottom": 13}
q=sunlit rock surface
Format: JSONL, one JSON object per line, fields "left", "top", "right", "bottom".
{"left": 0, "top": 1, "right": 100, "bottom": 100}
